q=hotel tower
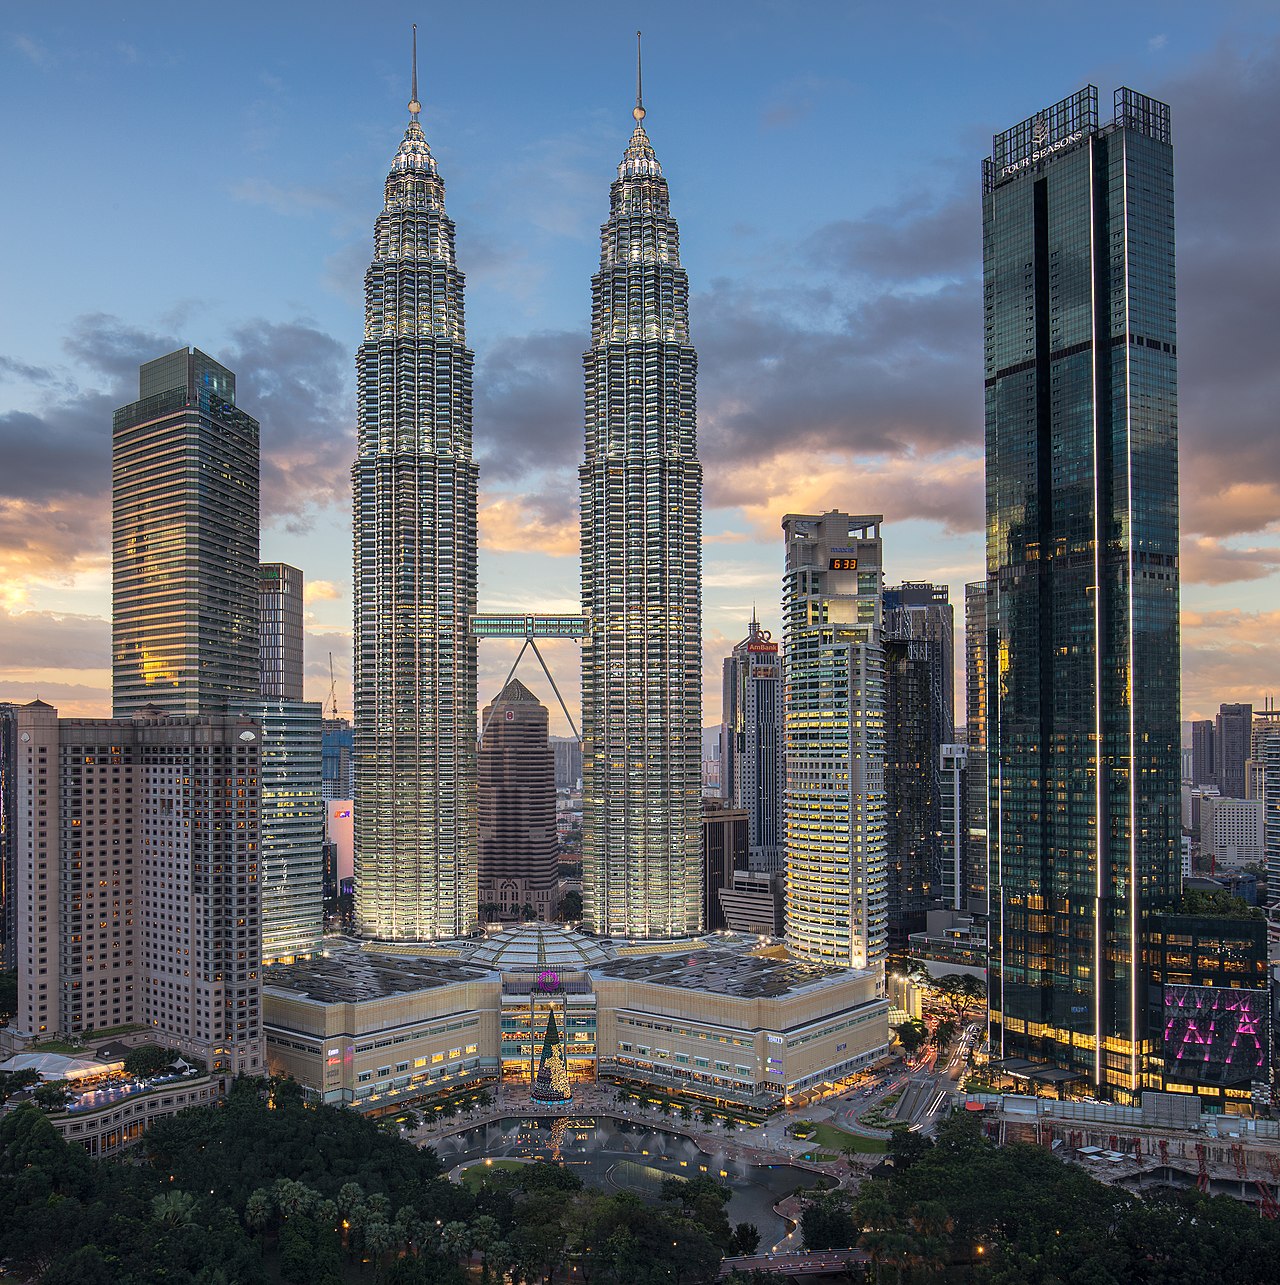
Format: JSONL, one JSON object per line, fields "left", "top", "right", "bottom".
{"left": 352, "top": 38, "right": 478, "bottom": 939}
{"left": 580, "top": 46, "right": 703, "bottom": 937}
{"left": 983, "top": 87, "right": 1180, "bottom": 1098}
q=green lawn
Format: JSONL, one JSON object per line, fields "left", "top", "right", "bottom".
{"left": 29, "top": 1039, "right": 81, "bottom": 1055}
{"left": 458, "top": 1159, "right": 526, "bottom": 1191}
{"left": 805, "top": 1121, "right": 887, "bottom": 1155}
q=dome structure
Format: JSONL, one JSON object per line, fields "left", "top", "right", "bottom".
{"left": 464, "top": 922, "right": 616, "bottom": 973}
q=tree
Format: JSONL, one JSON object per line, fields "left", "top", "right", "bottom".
{"left": 932, "top": 1017, "right": 959, "bottom": 1052}
{"left": 888, "top": 1129, "right": 934, "bottom": 1172}
{"left": 244, "top": 1187, "right": 273, "bottom": 1234}
{"left": 521, "top": 903, "right": 537, "bottom": 921}
{"left": 33, "top": 1080, "right": 71, "bottom": 1112}
{"left": 679, "top": 1102, "right": 692, "bottom": 1122}
{"left": 477, "top": 1089, "right": 494, "bottom": 1111}
{"left": 801, "top": 1190, "right": 859, "bottom": 1250}
{"left": 557, "top": 890, "right": 584, "bottom": 922}
{"left": 732, "top": 1221, "right": 761, "bottom": 1255}
{"left": 152, "top": 1189, "right": 196, "bottom": 1228}
{"left": 124, "top": 1044, "right": 178, "bottom": 1078}
{"left": 892, "top": 1019, "right": 927, "bottom": 1058}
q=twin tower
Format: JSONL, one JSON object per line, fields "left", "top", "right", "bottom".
{"left": 353, "top": 40, "right": 702, "bottom": 941}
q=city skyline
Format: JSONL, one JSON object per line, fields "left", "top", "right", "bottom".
{"left": 1, "top": 5, "right": 1278, "bottom": 731}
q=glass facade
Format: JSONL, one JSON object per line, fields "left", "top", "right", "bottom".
{"left": 983, "top": 87, "right": 1181, "bottom": 1099}
{"left": 233, "top": 699, "right": 324, "bottom": 964}
{"left": 721, "top": 616, "right": 784, "bottom": 872}
{"left": 782, "top": 513, "right": 887, "bottom": 979}
{"left": 964, "top": 581, "right": 989, "bottom": 909}
{"left": 579, "top": 102, "right": 703, "bottom": 938}
{"left": 352, "top": 97, "right": 478, "bottom": 939}
{"left": 112, "top": 349, "right": 260, "bottom": 717}
{"left": 259, "top": 563, "right": 304, "bottom": 701}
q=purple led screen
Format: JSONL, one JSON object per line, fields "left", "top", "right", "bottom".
{"left": 1162, "top": 985, "right": 1267, "bottom": 1085}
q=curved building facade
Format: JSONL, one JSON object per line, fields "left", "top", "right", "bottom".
{"left": 352, "top": 83, "right": 478, "bottom": 939}
{"left": 579, "top": 92, "right": 703, "bottom": 938}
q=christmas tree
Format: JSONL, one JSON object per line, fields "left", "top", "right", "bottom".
{"left": 531, "top": 1007, "right": 572, "bottom": 1105}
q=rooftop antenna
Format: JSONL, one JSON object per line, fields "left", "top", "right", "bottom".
{"left": 408, "top": 23, "right": 421, "bottom": 119}
{"left": 633, "top": 30, "right": 645, "bottom": 123}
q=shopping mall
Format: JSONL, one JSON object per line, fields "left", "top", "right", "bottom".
{"left": 263, "top": 923, "right": 889, "bottom": 1116}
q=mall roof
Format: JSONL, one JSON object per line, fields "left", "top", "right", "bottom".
{"left": 264, "top": 945, "right": 487, "bottom": 1004}
{"left": 594, "top": 947, "right": 848, "bottom": 999}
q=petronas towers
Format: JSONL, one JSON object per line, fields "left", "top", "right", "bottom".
{"left": 353, "top": 39, "right": 702, "bottom": 940}
{"left": 353, "top": 57, "right": 478, "bottom": 940}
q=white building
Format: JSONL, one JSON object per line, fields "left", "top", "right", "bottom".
{"left": 782, "top": 512, "right": 887, "bottom": 982}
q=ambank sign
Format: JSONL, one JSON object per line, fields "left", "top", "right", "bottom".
{"left": 1001, "top": 130, "right": 1087, "bottom": 178}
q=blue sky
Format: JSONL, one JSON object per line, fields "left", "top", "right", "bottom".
{"left": 2, "top": 1, "right": 1278, "bottom": 731}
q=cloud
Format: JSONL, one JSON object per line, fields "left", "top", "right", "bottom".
{"left": 761, "top": 75, "right": 853, "bottom": 131}
{"left": 805, "top": 197, "right": 975, "bottom": 283}
{"left": 479, "top": 488, "right": 577, "bottom": 556}
{"left": 0, "top": 608, "right": 110, "bottom": 671}
{"left": 1149, "top": 34, "right": 1169, "bottom": 53}
{"left": 1182, "top": 608, "right": 1280, "bottom": 718}
{"left": 474, "top": 330, "right": 583, "bottom": 481}
{"left": 0, "top": 356, "right": 62, "bottom": 387}
{"left": 1156, "top": 39, "right": 1280, "bottom": 540}
{"left": 10, "top": 34, "right": 48, "bottom": 67}
{"left": 304, "top": 580, "right": 343, "bottom": 604}
{"left": 1181, "top": 536, "right": 1280, "bottom": 585}
{"left": 218, "top": 319, "right": 355, "bottom": 526}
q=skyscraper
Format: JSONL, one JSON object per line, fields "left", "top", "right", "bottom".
{"left": 579, "top": 53, "right": 703, "bottom": 938}
{"left": 477, "top": 680, "right": 559, "bottom": 923}
{"left": 352, "top": 42, "right": 478, "bottom": 940}
{"left": 984, "top": 87, "right": 1180, "bottom": 1099}
{"left": 14, "top": 701, "right": 264, "bottom": 1076}
{"left": 963, "top": 581, "right": 989, "bottom": 911}
{"left": 1190, "top": 718, "right": 1214, "bottom": 788}
{"left": 782, "top": 512, "right": 887, "bottom": 978}
{"left": 259, "top": 563, "right": 304, "bottom": 701}
{"left": 721, "top": 615, "right": 784, "bottom": 872}
{"left": 112, "top": 348, "right": 260, "bottom": 716}
{"left": 882, "top": 584, "right": 953, "bottom": 948}
{"left": 1215, "top": 703, "right": 1252, "bottom": 799}
{"left": 0, "top": 702, "right": 15, "bottom": 969}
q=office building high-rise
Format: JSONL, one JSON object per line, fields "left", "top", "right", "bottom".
{"left": 1190, "top": 719, "right": 1215, "bottom": 789}
{"left": 14, "top": 701, "right": 264, "bottom": 1075}
{"left": 112, "top": 348, "right": 260, "bottom": 717}
{"left": 352, "top": 52, "right": 478, "bottom": 939}
{"left": 1215, "top": 703, "right": 1252, "bottom": 800}
{"left": 782, "top": 512, "right": 887, "bottom": 978}
{"left": 721, "top": 615, "right": 784, "bottom": 872}
{"left": 579, "top": 62, "right": 703, "bottom": 938}
{"left": 939, "top": 745, "right": 968, "bottom": 911}
{"left": 964, "top": 582, "right": 989, "bottom": 911}
{"left": 984, "top": 86, "right": 1180, "bottom": 1099}
{"left": 0, "top": 703, "right": 15, "bottom": 969}
{"left": 882, "top": 584, "right": 953, "bottom": 948}
{"left": 321, "top": 717, "right": 355, "bottom": 801}
{"left": 260, "top": 563, "right": 304, "bottom": 701}
{"left": 477, "top": 680, "right": 559, "bottom": 923}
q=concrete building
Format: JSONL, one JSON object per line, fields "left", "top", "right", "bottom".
{"left": 112, "top": 348, "right": 260, "bottom": 717}
{"left": 263, "top": 923, "right": 888, "bottom": 1114}
{"left": 259, "top": 563, "right": 304, "bottom": 701}
{"left": 579, "top": 85, "right": 703, "bottom": 938}
{"left": 0, "top": 702, "right": 15, "bottom": 969}
{"left": 782, "top": 512, "right": 887, "bottom": 979}
{"left": 550, "top": 737, "right": 583, "bottom": 792}
{"left": 13, "top": 700, "right": 264, "bottom": 1077}
{"left": 1200, "top": 797, "right": 1265, "bottom": 873}
{"left": 1191, "top": 720, "right": 1215, "bottom": 788}
{"left": 1216, "top": 704, "right": 1253, "bottom": 802}
{"left": 352, "top": 66, "right": 478, "bottom": 940}
{"left": 477, "top": 680, "right": 559, "bottom": 924}
{"left": 720, "top": 615, "right": 784, "bottom": 871}
{"left": 939, "top": 744, "right": 968, "bottom": 911}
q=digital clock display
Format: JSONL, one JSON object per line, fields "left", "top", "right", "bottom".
{"left": 828, "top": 557, "right": 858, "bottom": 571}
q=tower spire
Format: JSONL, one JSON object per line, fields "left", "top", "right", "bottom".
{"left": 408, "top": 23, "right": 421, "bottom": 119}
{"left": 634, "top": 30, "right": 645, "bottom": 122}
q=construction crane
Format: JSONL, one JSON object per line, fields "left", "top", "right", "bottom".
{"left": 327, "top": 652, "right": 337, "bottom": 719}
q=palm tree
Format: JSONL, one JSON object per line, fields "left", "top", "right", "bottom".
{"left": 151, "top": 1189, "right": 196, "bottom": 1229}
{"left": 470, "top": 1214, "right": 504, "bottom": 1285}
{"left": 477, "top": 1088, "right": 494, "bottom": 1111}
{"left": 439, "top": 1220, "right": 472, "bottom": 1265}
{"left": 244, "top": 1188, "right": 272, "bottom": 1235}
